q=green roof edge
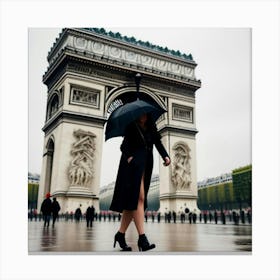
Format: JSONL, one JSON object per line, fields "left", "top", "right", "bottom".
{"left": 81, "top": 27, "right": 194, "bottom": 62}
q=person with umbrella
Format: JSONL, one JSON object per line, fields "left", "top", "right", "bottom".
{"left": 106, "top": 98, "right": 170, "bottom": 251}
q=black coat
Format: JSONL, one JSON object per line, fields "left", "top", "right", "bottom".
{"left": 86, "top": 206, "right": 95, "bottom": 219}
{"left": 40, "top": 198, "right": 52, "bottom": 216}
{"left": 51, "top": 200, "right": 61, "bottom": 215}
{"left": 109, "top": 121, "right": 169, "bottom": 213}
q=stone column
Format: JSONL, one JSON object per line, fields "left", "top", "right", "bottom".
{"left": 159, "top": 96, "right": 199, "bottom": 214}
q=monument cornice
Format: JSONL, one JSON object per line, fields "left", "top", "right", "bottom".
{"left": 45, "top": 28, "right": 201, "bottom": 87}
{"left": 160, "top": 193, "right": 198, "bottom": 200}
{"left": 158, "top": 125, "right": 198, "bottom": 136}
{"left": 43, "top": 51, "right": 201, "bottom": 93}
{"left": 52, "top": 190, "right": 98, "bottom": 198}
{"left": 48, "top": 28, "right": 197, "bottom": 66}
{"left": 42, "top": 110, "right": 107, "bottom": 134}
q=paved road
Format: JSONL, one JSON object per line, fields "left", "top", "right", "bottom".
{"left": 28, "top": 220, "right": 252, "bottom": 254}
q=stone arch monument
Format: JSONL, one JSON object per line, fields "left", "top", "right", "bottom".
{"left": 37, "top": 28, "right": 201, "bottom": 214}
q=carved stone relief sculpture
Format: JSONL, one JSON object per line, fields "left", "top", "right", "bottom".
{"left": 68, "top": 129, "right": 96, "bottom": 187}
{"left": 171, "top": 142, "right": 192, "bottom": 190}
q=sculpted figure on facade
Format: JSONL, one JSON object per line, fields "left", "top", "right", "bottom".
{"left": 171, "top": 142, "right": 192, "bottom": 190}
{"left": 68, "top": 130, "right": 96, "bottom": 186}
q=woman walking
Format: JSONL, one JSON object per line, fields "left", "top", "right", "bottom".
{"left": 110, "top": 113, "right": 171, "bottom": 251}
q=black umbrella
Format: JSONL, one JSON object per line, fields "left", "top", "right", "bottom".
{"left": 105, "top": 99, "right": 166, "bottom": 141}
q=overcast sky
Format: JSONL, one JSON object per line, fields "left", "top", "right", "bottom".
{"left": 29, "top": 27, "right": 251, "bottom": 187}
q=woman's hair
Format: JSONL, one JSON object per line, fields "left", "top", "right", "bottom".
{"left": 146, "top": 113, "right": 155, "bottom": 127}
{"left": 133, "top": 113, "right": 161, "bottom": 140}
{"left": 146, "top": 113, "right": 162, "bottom": 141}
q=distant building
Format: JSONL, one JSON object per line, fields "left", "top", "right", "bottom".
{"left": 197, "top": 166, "right": 252, "bottom": 210}
{"left": 232, "top": 165, "right": 252, "bottom": 209}
{"left": 146, "top": 175, "right": 160, "bottom": 211}
{"left": 99, "top": 174, "right": 160, "bottom": 211}
{"left": 28, "top": 172, "right": 40, "bottom": 184}
{"left": 197, "top": 173, "right": 232, "bottom": 189}
{"left": 28, "top": 173, "right": 40, "bottom": 210}
{"left": 99, "top": 182, "right": 115, "bottom": 210}
{"left": 99, "top": 167, "right": 251, "bottom": 213}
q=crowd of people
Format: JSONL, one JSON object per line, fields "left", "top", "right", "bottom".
{"left": 29, "top": 196, "right": 252, "bottom": 226}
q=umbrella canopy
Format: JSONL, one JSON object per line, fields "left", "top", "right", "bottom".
{"left": 105, "top": 99, "right": 166, "bottom": 141}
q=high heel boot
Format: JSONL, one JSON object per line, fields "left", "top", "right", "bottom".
{"left": 113, "top": 231, "right": 132, "bottom": 251}
{"left": 138, "top": 234, "right": 156, "bottom": 251}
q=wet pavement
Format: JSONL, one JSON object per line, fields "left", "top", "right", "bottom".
{"left": 28, "top": 220, "right": 252, "bottom": 254}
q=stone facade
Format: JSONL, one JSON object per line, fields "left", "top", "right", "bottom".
{"left": 38, "top": 28, "right": 201, "bottom": 214}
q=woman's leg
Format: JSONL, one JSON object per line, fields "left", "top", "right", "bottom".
{"left": 119, "top": 210, "right": 133, "bottom": 233}
{"left": 133, "top": 174, "right": 155, "bottom": 251}
{"left": 115, "top": 211, "right": 133, "bottom": 251}
{"left": 133, "top": 174, "right": 145, "bottom": 235}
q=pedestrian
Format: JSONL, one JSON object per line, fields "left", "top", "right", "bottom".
{"left": 241, "top": 209, "right": 245, "bottom": 224}
{"left": 51, "top": 197, "right": 61, "bottom": 227}
{"left": 70, "top": 211, "right": 74, "bottom": 221}
{"left": 157, "top": 212, "right": 161, "bottom": 223}
{"left": 221, "top": 211, "right": 226, "bottom": 224}
{"left": 110, "top": 113, "right": 170, "bottom": 251}
{"left": 247, "top": 209, "right": 251, "bottom": 224}
{"left": 86, "top": 206, "right": 91, "bottom": 227}
{"left": 40, "top": 192, "right": 52, "bottom": 227}
{"left": 233, "top": 211, "right": 239, "bottom": 225}
{"left": 209, "top": 211, "right": 213, "bottom": 223}
{"left": 65, "top": 211, "right": 69, "bottom": 221}
{"left": 203, "top": 211, "right": 207, "bottom": 224}
{"left": 188, "top": 212, "right": 192, "bottom": 224}
{"left": 167, "top": 211, "right": 171, "bottom": 224}
{"left": 86, "top": 206, "right": 95, "bottom": 227}
{"left": 214, "top": 210, "right": 218, "bottom": 224}
{"left": 90, "top": 206, "right": 95, "bottom": 224}
{"left": 145, "top": 212, "right": 148, "bottom": 222}
{"left": 180, "top": 213, "right": 185, "bottom": 223}
{"left": 192, "top": 212, "right": 197, "bottom": 224}
{"left": 199, "top": 213, "right": 202, "bottom": 223}
{"left": 229, "top": 210, "right": 232, "bottom": 222}
{"left": 34, "top": 209, "right": 38, "bottom": 221}
{"left": 172, "top": 211, "right": 177, "bottom": 223}
{"left": 74, "top": 206, "right": 82, "bottom": 222}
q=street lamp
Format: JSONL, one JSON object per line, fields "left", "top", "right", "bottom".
{"left": 135, "top": 73, "right": 142, "bottom": 100}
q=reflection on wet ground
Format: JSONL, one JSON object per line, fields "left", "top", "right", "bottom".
{"left": 28, "top": 220, "right": 252, "bottom": 254}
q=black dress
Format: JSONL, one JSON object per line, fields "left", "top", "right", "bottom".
{"left": 109, "top": 121, "right": 169, "bottom": 213}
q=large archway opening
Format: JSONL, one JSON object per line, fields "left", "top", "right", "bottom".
{"left": 105, "top": 86, "right": 166, "bottom": 114}
{"left": 44, "top": 138, "right": 54, "bottom": 196}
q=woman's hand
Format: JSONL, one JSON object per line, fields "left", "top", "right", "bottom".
{"left": 163, "top": 157, "right": 171, "bottom": 166}
{"left": 127, "top": 156, "right": 133, "bottom": 164}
